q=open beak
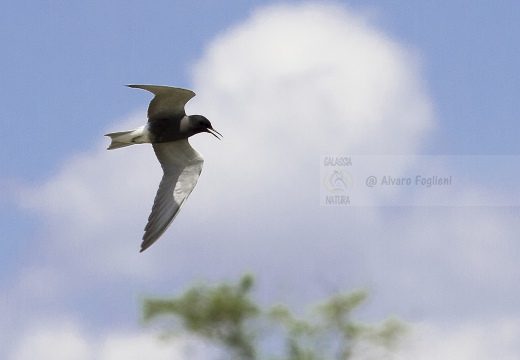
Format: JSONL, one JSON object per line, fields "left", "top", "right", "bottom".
{"left": 207, "top": 127, "right": 223, "bottom": 140}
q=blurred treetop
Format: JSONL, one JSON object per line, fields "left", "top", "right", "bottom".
{"left": 142, "top": 274, "right": 407, "bottom": 360}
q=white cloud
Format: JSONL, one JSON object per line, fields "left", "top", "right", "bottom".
{"left": 10, "top": 322, "right": 91, "bottom": 360}
{"left": 8, "top": 321, "right": 189, "bottom": 360}
{"left": 398, "top": 319, "right": 520, "bottom": 360}
{"left": 99, "top": 332, "right": 186, "bottom": 360}
{"left": 8, "top": 318, "right": 520, "bottom": 360}
{"left": 191, "top": 2, "right": 433, "bottom": 185}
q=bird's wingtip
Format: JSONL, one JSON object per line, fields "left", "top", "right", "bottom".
{"left": 140, "top": 240, "right": 153, "bottom": 253}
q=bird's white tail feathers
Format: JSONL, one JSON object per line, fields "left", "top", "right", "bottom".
{"left": 104, "top": 125, "right": 150, "bottom": 150}
{"left": 105, "top": 130, "right": 135, "bottom": 150}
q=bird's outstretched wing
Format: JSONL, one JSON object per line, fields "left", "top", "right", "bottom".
{"left": 127, "top": 85, "right": 196, "bottom": 121}
{"left": 141, "top": 140, "right": 204, "bottom": 252}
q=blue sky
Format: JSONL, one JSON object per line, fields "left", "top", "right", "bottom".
{"left": 2, "top": 1, "right": 520, "bottom": 359}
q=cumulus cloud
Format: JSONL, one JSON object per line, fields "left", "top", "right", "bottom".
{"left": 398, "top": 320, "right": 520, "bottom": 360}
{"left": 7, "top": 319, "right": 520, "bottom": 360}
{"left": 10, "top": 322, "right": 90, "bottom": 360}
{"left": 9, "top": 321, "right": 188, "bottom": 360}
{"left": 99, "top": 332, "right": 188, "bottom": 360}
{"left": 7, "top": 2, "right": 520, "bottom": 360}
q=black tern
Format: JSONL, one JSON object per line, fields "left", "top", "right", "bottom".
{"left": 105, "top": 85, "right": 221, "bottom": 252}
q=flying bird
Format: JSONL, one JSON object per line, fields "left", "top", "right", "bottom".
{"left": 105, "top": 85, "right": 221, "bottom": 252}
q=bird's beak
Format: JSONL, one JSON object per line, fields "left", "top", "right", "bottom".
{"left": 207, "top": 127, "right": 223, "bottom": 140}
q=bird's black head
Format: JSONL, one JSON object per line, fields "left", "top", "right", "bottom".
{"left": 189, "top": 115, "right": 222, "bottom": 139}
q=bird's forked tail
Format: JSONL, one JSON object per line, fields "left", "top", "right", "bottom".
{"left": 104, "top": 125, "right": 151, "bottom": 150}
{"left": 104, "top": 130, "right": 135, "bottom": 150}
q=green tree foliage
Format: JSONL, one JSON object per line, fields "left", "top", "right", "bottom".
{"left": 142, "top": 274, "right": 407, "bottom": 360}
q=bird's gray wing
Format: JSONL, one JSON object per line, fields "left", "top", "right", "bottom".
{"left": 141, "top": 139, "right": 204, "bottom": 252}
{"left": 126, "top": 85, "right": 196, "bottom": 121}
